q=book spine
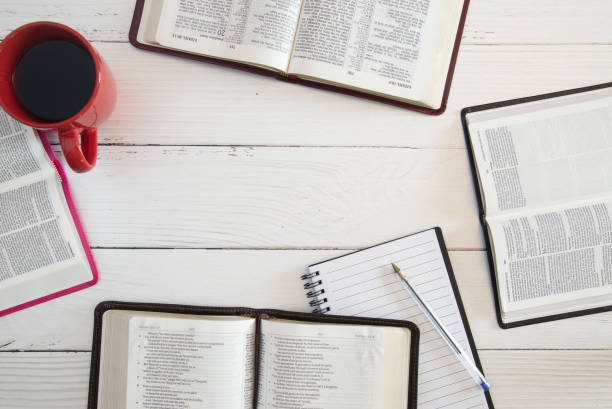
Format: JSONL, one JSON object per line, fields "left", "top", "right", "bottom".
{"left": 300, "top": 270, "right": 330, "bottom": 313}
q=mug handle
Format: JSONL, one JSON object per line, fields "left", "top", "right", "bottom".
{"left": 59, "top": 127, "right": 97, "bottom": 173}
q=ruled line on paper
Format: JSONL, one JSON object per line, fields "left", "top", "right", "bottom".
{"left": 419, "top": 321, "right": 460, "bottom": 334}
{"left": 419, "top": 370, "right": 467, "bottom": 386}
{"left": 420, "top": 351, "right": 455, "bottom": 365}
{"left": 439, "top": 396, "right": 485, "bottom": 409}
{"left": 334, "top": 276, "right": 395, "bottom": 296}
{"left": 321, "top": 240, "right": 435, "bottom": 275}
{"left": 419, "top": 385, "right": 478, "bottom": 405}
{"left": 420, "top": 361, "right": 462, "bottom": 376}
{"left": 420, "top": 376, "right": 473, "bottom": 394}
{"left": 335, "top": 273, "right": 393, "bottom": 296}
{"left": 330, "top": 248, "right": 438, "bottom": 283}
{"left": 421, "top": 329, "right": 463, "bottom": 346}
{"left": 310, "top": 230, "right": 488, "bottom": 409}
{"left": 338, "top": 289, "right": 406, "bottom": 312}
{"left": 334, "top": 267, "right": 446, "bottom": 307}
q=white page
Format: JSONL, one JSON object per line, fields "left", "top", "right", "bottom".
{"left": 153, "top": 0, "right": 302, "bottom": 71}
{"left": 257, "top": 319, "right": 386, "bottom": 409}
{"left": 0, "top": 109, "right": 91, "bottom": 311}
{"left": 307, "top": 229, "right": 489, "bottom": 409}
{"left": 487, "top": 198, "right": 612, "bottom": 318}
{"left": 287, "top": 0, "right": 463, "bottom": 107}
{"left": 0, "top": 116, "right": 50, "bottom": 189}
{"left": 125, "top": 315, "right": 255, "bottom": 409}
{"left": 467, "top": 92, "right": 612, "bottom": 216}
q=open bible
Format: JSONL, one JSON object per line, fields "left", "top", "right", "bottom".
{"left": 0, "top": 109, "right": 97, "bottom": 316}
{"left": 89, "top": 302, "right": 419, "bottom": 409}
{"left": 130, "top": 0, "right": 469, "bottom": 114}
{"left": 462, "top": 83, "right": 612, "bottom": 328}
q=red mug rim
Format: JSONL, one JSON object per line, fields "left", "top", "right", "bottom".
{"left": 0, "top": 21, "right": 102, "bottom": 130}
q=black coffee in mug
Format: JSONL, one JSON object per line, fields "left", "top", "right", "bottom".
{"left": 13, "top": 39, "right": 96, "bottom": 122}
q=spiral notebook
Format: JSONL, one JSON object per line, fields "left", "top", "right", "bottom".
{"left": 302, "top": 228, "right": 494, "bottom": 409}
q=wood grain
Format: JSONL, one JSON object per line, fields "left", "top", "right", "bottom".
{"left": 2, "top": 350, "right": 611, "bottom": 409}
{"left": 2, "top": 0, "right": 611, "bottom": 45}
{"left": 1, "top": 249, "right": 610, "bottom": 351}
{"left": 35, "top": 43, "right": 612, "bottom": 148}
{"left": 0, "top": 1, "right": 132, "bottom": 42}
{"left": 480, "top": 350, "right": 612, "bottom": 409}
{"left": 2, "top": 1, "right": 612, "bottom": 407}
{"left": 462, "top": 1, "right": 612, "bottom": 45}
{"left": 0, "top": 352, "right": 91, "bottom": 408}
{"left": 50, "top": 145, "right": 484, "bottom": 250}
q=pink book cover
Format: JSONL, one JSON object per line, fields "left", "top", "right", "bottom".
{"left": 0, "top": 131, "right": 99, "bottom": 317}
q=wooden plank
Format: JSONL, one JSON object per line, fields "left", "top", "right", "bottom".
{"left": 1, "top": 350, "right": 611, "bottom": 408}
{"left": 462, "top": 0, "right": 612, "bottom": 45}
{"left": 36, "top": 43, "right": 612, "bottom": 148}
{"left": 2, "top": 0, "right": 611, "bottom": 45}
{"left": 0, "top": 1, "right": 132, "bottom": 42}
{"left": 450, "top": 251, "right": 612, "bottom": 351}
{"left": 0, "top": 352, "right": 90, "bottom": 409}
{"left": 479, "top": 350, "right": 612, "bottom": 409}
{"left": 51, "top": 144, "right": 484, "bottom": 250}
{"left": 1, "top": 250, "right": 611, "bottom": 350}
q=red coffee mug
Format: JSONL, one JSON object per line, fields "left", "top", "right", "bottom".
{"left": 0, "top": 21, "right": 116, "bottom": 173}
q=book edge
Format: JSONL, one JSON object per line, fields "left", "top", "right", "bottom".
{"left": 128, "top": 0, "right": 468, "bottom": 115}
{"left": 0, "top": 131, "right": 98, "bottom": 318}
{"left": 460, "top": 81, "right": 612, "bottom": 329}
{"left": 88, "top": 301, "right": 421, "bottom": 409}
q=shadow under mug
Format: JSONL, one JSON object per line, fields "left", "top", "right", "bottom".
{"left": 0, "top": 21, "right": 116, "bottom": 173}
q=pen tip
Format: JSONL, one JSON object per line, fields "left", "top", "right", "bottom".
{"left": 391, "top": 263, "right": 400, "bottom": 273}
{"left": 480, "top": 381, "right": 491, "bottom": 392}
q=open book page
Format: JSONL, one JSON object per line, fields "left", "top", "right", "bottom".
{"left": 0, "top": 110, "right": 91, "bottom": 312}
{"left": 139, "top": 0, "right": 302, "bottom": 72}
{"left": 487, "top": 199, "right": 612, "bottom": 321}
{"left": 0, "top": 112, "right": 48, "bottom": 185}
{"left": 307, "top": 229, "right": 489, "bottom": 409}
{"left": 257, "top": 318, "right": 410, "bottom": 409}
{"left": 466, "top": 88, "right": 612, "bottom": 217}
{"left": 122, "top": 313, "right": 256, "bottom": 409}
{"left": 287, "top": 0, "right": 464, "bottom": 108}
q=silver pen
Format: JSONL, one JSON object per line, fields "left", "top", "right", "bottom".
{"left": 392, "top": 263, "right": 491, "bottom": 392}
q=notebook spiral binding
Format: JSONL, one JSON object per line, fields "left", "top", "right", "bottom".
{"left": 301, "top": 270, "right": 330, "bottom": 314}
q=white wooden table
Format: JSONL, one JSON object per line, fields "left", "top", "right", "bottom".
{"left": 1, "top": 1, "right": 612, "bottom": 408}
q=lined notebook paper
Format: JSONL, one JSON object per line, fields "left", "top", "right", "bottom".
{"left": 305, "top": 228, "right": 493, "bottom": 409}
